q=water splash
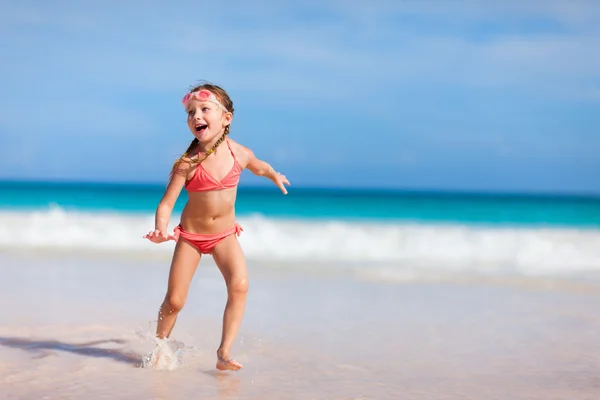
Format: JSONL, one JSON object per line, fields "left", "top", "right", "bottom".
{"left": 141, "top": 338, "right": 187, "bottom": 371}
{"left": 136, "top": 321, "right": 196, "bottom": 371}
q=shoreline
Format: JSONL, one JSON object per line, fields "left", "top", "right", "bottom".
{"left": 2, "top": 251, "right": 600, "bottom": 399}
{"left": 2, "top": 247, "right": 600, "bottom": 295}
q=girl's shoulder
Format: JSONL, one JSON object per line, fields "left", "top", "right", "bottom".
{"left": 227, "top": 138, "right": 253, "bottom": 165}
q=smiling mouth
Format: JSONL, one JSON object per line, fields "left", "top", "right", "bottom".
{"left": 195, "top": 124, "right": 207, "bottom": 133}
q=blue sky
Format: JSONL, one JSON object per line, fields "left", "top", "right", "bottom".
{"left": 1, "top": 0, "right": 599, "bottom": 193}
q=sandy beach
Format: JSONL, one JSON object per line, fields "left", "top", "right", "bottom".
{"left": 0, "top": 250, "right": 599, "bottom": 400}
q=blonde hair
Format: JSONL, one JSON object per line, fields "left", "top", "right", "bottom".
{"left": 171, "top": 82, "right": 235, "bottom": 178}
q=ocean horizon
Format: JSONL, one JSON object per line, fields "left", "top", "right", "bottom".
{"left": 3, "top": 177, "right": 600, "bottom": 198}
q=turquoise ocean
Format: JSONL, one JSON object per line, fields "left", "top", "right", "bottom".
{"left": 1, "top": 180, "right": 599, "bottom": 279}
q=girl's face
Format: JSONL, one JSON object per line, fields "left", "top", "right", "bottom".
{"left": 185, "top": 99, "right": 232, "bottom": 144}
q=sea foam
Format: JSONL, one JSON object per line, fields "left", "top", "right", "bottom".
{"left": 1, "top": 207, "right": 599, "bottom": 277}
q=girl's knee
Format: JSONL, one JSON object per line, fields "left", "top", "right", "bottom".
{"left": 163, "top": 293, "right": 187, "bottom": 313}
{"left": 228, "top": 276, "right": 249, "bottom": 296}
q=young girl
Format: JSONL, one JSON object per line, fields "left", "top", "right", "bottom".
{"left": 144, "top": 82, "right": 290, "bottom": 371}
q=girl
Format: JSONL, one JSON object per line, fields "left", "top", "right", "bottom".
{"left": 144, "top": 82, "right": 290, "bottom": 371}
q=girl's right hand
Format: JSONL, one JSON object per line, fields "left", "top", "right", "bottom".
{"left": 144, "top": 230, "right": 176, "bottom": 243}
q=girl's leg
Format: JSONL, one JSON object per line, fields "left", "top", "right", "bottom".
{"left": 211, "top": 234, "right": 248, "bottom": 371}
{"left": 156, "top": 239, "right": 202, "bottom": 339}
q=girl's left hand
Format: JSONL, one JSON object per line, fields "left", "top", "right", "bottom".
{"left": 143, "top": 230, "right": 176, "bottom": 243}
{"left": 273, "top": 172, "right": 290, "bottom": 194}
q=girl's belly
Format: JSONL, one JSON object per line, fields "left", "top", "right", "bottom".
{"left": 180, "top": 189, "right": 238, "bottom": 234}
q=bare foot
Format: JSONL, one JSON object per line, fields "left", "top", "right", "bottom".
{"left": 216, "top": 354, "right": 243, "bottom": 371}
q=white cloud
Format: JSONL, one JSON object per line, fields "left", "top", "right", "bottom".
{"left": 329, "top": 0, "right": 600, "bottom": 29}
{"left": 1, "top": 1, "right": 599, "bottom": 155}
{"left": 3, "top": 0, "right": 598, "bottom": 101}
{"left": 0, "top": 99, "right": 160, "bottom": 137}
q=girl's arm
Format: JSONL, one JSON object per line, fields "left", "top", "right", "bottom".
{"left": 247, "top": 154, "right": 277, "bottom": 179}
{"left": 145, "top": 162, "right": 189, "bottom": 243}
{"left": 155, "top": 163, "right": 188, "bottom": 231}
{"left": 234, "top": 143, "right": 290, "bottom": 194}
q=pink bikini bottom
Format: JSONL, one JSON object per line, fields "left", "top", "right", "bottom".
{"left": 173, "top": 223, "right": 243, "bottom": 254}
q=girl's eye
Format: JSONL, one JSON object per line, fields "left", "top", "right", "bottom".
{"left": 202, "top": 107, "right": 210, "bottom": 112}
{"left": 187, "top": 110, "right": 194, "bottom": 116}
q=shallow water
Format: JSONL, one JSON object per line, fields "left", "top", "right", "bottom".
{"left": 1, "top": 251, "right": 600, "bottom": 399}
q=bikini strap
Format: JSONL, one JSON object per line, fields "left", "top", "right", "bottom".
{"left": 226, "top": 138, "right": 238, "bottom": 162}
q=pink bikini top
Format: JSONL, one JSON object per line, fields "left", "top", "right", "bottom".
{"left": 185, "top": 139, "right": 242, "bottom": 192}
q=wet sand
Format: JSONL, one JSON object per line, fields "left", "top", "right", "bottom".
{"left": 1, "top": 251, "right": 600, "bottom": 399}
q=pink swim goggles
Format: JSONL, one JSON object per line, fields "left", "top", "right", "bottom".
{"left": 182, "top": 89, "right": 229, "bottom": 112}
